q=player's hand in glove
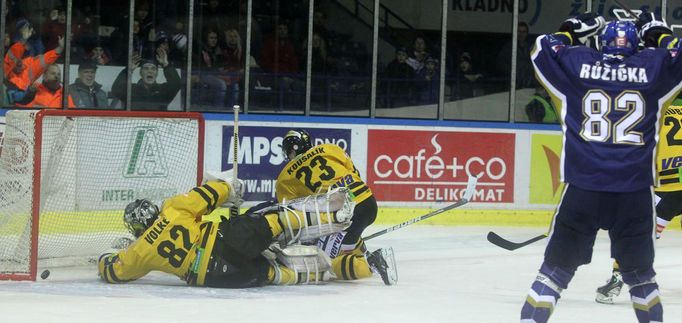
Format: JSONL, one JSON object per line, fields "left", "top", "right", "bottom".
{"left": 204, "top": 169, "right": 244, "bottom": 205}
{"left": 227, "top": 178, "right": 245, "bottom": 205}
{"left": 559, "top": 12, "right": 606, "bottom": 45}
{"left": 636, "top": 11, "right": 672, "bottom": 47}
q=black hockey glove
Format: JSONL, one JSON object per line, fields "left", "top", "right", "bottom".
{"left": 559, "top": 12, "right": 606, "bottom": 45}
{"left": 636, "top": 11, "right": 672, "bottom": 47}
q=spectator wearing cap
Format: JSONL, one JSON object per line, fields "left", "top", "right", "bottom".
{"left": 68, "top": 61, "right": 108, "bottom": 108}
{"left": 25, "top": 63, "right": 75, "bottom": 108}
{"left": 11, "top": 18, "right": 45, "bottom": 56}
{"left": 415, "top": 56, "right": 440, "bottom": 104}
{"left": 383, "top": 47, "right": 415, "bottom": 108}
{"left": 4, "top": 22, "right": 64, "bottom": 106}
{"left": 154, "top": 30, "right": 185, "bottom": 66}
{"left": 452, "top": 52, "right": 484, "bottom": 100}
{"left": 111, "top": 48, "right": 181, "bottom": 111}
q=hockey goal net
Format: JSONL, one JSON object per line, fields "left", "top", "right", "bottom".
{"left": 0, "top": 109, "right": 204, "bottom": 281}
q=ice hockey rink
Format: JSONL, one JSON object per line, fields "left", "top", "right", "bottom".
{"left": 1, "top": 225, "right": 681, "bottom": 323}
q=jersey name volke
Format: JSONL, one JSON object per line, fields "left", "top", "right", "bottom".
{"left": 578, "top": 64, "right": 648, "bottom": 83}
{"left": 143, "top": 217, "right": 170, "bottom": 245}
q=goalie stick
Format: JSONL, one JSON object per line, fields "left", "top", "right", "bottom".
{"left": 230, "top": 105, "right": 240, "bottom": 217}
{"left": 486, "top": 232, "right": 548, "bottom": 251}
{"left": 363, "top": 176, "right": 478, "bottom": 241}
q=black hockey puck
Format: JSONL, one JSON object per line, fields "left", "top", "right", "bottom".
{"left": 40, "top": 269, "right": 50, "bottom": 280}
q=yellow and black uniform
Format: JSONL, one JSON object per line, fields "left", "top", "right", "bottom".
{"left": 276, "top": 143, "right": 377, "bottom": 281}
{"left": 99, "top": 181, "right": 231, "bottom": 286}
{"left": 99, "top": 180, "right": 342, "bottom": 287}
{"left": 656, "top": 106, "right": 682, "bottom": 192}
{"left": 606, "top": 106, "right": 682, "bottom": 275}
{"left": 276, "top": 144, "right": 372, "bottom": 203}
{"left": 654, "top": 105, "right": 682, "bottom": 224}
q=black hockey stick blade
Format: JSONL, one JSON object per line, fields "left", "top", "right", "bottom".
{"left": 486, "top": 232, "right": 548, "bottom": 251}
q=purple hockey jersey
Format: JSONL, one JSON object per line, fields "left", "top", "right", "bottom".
{"left": 532, "top": 33, "right": 682, "bottom": 192}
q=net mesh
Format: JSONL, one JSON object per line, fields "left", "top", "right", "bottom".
{"left": 0, "top": 110, "right": 201, "bottom": 278}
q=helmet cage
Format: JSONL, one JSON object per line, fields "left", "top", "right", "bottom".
{"left": 123, "top": 199, "right": 160, "bottom": 237}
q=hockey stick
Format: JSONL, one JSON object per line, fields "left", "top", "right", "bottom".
{"left": 486, "top": 232, "right": 548, "bottom": 251}
{"left": 230, "top": 105, "right": 240, "bottom": 217}
{"left": 363, "top": 176, "right": 478, "bottom": 241}
{"left": 613, "top": 0, "right": 639, "bottom": 19}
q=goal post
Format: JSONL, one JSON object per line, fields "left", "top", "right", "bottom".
{"left": 0, "top": 109, "right": 204, "bottom": 281}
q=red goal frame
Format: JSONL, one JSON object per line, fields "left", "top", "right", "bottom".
{"left": 0, "top": 109, "right": 204, "bottom": 281}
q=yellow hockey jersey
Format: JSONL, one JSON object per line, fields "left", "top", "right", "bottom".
{"left": 98, "top": 181, "right": 230, "bottom": 285}
{"left": 276, "top": 144, "right": 372, "bottom": 203}
{"left": 657, "top": 106, "right": 682, "bottom": 192}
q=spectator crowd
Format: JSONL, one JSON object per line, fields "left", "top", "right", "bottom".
{"left": 1, "top": 0, "right": 561, "bottom": 122}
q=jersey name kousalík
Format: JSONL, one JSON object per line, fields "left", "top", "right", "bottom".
{"left": 532, "top": 33, "right": 682, "bottom": 192}
{"left": 276, "top": 144, "right": 372, "bottom": 203}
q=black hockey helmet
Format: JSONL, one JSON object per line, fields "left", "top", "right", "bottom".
{"left": 123, "top": 199, "right": 160, "bottom": 237}
{"left": 282, "top": 129, "right": 312, "bottom": 161}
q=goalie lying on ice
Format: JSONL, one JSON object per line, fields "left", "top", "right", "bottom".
{"left": 98, "top": 176, "right": 355, "bottom": 287}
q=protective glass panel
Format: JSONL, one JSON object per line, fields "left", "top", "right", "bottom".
{"left": 114, "top": 1, "right": 189, "bottom": 111}
{"left": 376, "top": 0, "right": 440, "bottom": 119}
{"left": 4, "top": 1, "right": 68, "bottom": 108}
{"left": 311, "top": 1, "right": 372, "bottom": 116}
{"left": 445, "top": 0, "right": 512, "bottom": 121}
{"left": 191, "top": 0, "right": 247, "bottom": 112}
{"left": 248, "top": 0, "right": 309, "bottom": 114}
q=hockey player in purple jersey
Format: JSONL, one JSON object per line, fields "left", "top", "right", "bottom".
{"left": 519, "top": 12, "right": 682, "bottom": 323}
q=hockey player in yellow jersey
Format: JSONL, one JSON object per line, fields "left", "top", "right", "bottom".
{"left": 595, "top": 105, "right": 682, "bottom": 304}
{"left": 275, "top": 129, "right": 397, "bottom": 285}
{"left": 98, "top": 171, "right": 357, "bottom": 288}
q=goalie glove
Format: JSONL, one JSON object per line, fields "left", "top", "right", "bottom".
{"left": 203, "top": 169, "right": 245, "bottom": 206}
{"left": 636, "top": 11, "right": 672, "bottom": 47}
{"left": 559, "top": 12, "right": 606, "bottom": 45}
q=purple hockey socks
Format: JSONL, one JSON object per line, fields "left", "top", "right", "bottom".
{"left": 622, "top": 269, "right": 663, "bottom": 323}
{"left": 520, "top": 262, "right": 574, "bottom": 323}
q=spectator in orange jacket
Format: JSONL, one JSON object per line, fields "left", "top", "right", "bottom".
{"left": 24, "top": 64, "right": 75, "bottom": 108}
{"left": 4, "top": 21, "right": 63, "bottom": 104}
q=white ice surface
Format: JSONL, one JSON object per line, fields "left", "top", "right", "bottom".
{"left": 1, "top": 226, "right": 681, "bottom": 323}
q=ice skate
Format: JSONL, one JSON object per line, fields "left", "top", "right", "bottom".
{"left": 595, "top": 271, "right": 623, "bottom": 304}
{"left": 367, "top": 247, "right": 398, "bottom": 286}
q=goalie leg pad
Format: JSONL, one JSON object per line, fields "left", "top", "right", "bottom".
{"left": 268, "top": 245, "right": 333, "bottom": 285}
{"left": 278, "top": 205, "right": 351, "bottom": 245}
{"left": 285, "top": 187, "right": 356, "bottom": 221}
{"left": 331, "top": 253, "right": 372, "bottom": 281}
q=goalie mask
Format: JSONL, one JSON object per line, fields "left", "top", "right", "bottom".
{"left": 600, "top": 21, "right": 638, "bottom": 57}
{"left": 282, "top": 129, "right": 312, "bottom": 161}
{"left": 123, "top": 199, "right": 160, "bottom": 237}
